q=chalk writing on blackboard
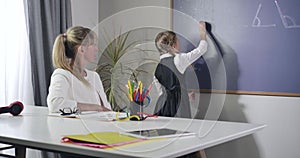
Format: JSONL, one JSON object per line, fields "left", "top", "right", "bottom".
{"left": 173, "top": 0, "right": 300, "bottom": 96}
{"left": 252, "top": 3, "right": 276, "bottom": 28}
{"left": 251, "top": 1, "right": 300, "bottom": 28}
{"left": 275, "top": 0, "right": 300, "bottom": 29}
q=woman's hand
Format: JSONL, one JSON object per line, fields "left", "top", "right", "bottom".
{"left": 99, "top": 106, "right": 111, "bottom": 112}
{"left": 77, "top": 103, "right": 111, "bottom": 112}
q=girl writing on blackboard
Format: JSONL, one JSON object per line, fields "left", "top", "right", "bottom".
{"left": 154, "top": 21, "right": 208, "bottom": 118}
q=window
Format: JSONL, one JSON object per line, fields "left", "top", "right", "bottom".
{"left": 0, "top": 0, "right": 34, "bottom": 105}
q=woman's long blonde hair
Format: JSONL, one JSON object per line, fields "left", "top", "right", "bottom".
{"left": 155, "top": 31, "right": 178, "bottom": 56}
{"left": 52, "top": 26, "right": 97, "bottom": 85}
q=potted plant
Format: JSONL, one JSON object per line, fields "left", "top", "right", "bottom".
{"left": 95, "top": 29, "right": 159, "bottom": 111}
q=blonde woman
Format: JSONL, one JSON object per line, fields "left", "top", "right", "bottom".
{"left": 47, "top": 26, "right": 111, "bottom": 114}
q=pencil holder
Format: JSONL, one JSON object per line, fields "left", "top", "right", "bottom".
{"left": 129, "top": 101, "right": 145, "bottom": 121}
{"left": 126, "top": 80, "right": 152, "bottom": 121}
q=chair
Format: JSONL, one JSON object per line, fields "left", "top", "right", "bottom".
{"left": 0, "top": 144, "right": 15, "bottom": 158}
{"left": 0, "top": 144, "right": 26, "bottom": 158}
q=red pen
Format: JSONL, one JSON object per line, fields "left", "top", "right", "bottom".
{"left": 143, "top": 83, "right": 153, "bottom": 100}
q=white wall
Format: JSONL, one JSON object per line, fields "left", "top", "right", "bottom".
{"left": 70, "top": 0, "right": 171, "bottom": 30}
{"left": 194, "top": 93, "right": 300, "bottom": 158}
{"left": 71, "top": 0, "right": 99, "bottom": 28}
{"left": 98, "top": 0, "right": 171, "bottom": 25}
{"left": 236, "top": 95, "right": 300, "bottom": 158}
{"left": 71, "top": 1, "right": 300, "bottom": 158}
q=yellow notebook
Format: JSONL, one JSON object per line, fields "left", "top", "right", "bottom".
{"left": 61, "top": 132, "right": 145, "bottom": 149}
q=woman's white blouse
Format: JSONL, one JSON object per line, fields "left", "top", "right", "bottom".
{"left": 47, "top": 68, "right": 112, "bottom": 113}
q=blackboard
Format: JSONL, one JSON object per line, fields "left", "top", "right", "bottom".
{"left": 173, "top": 0, "right": 300, "bottom": 96}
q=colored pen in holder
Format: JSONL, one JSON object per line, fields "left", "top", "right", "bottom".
{"left": 127, "top": 80, "right": 153, "bottom": 121}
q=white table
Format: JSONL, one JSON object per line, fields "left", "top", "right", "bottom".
{"left": 0, "top": 106, "right": 265, "bottom": 158}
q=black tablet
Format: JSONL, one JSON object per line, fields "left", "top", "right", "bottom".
{"left": 121, "top": 128, "right": 195, "bottom": 139}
